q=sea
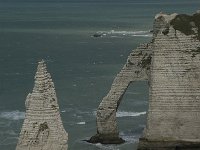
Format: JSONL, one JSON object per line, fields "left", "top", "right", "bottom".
{"left": 0, "top": 0, "right": 199, "bottom": 149}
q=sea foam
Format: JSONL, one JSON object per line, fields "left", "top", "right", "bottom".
{"left": 117, "top": 111, "right": 146, "bottom": 117}
{"left": 93, "top": 110, "right": 146, "bottom": 117}
{"left": 95, "top": 30, "right": 152, "bottom": 38}
{"left": 77, "top": 122, "right": 86, "bottom": 125}
{"left": 94, "top": 143, "right": 120, "bottom": 150}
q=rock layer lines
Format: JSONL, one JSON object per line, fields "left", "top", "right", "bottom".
{"left": 89, "top": 43, "right": 152, "bottom": 143}
{"left": 90, "top": 11, "right": 200, "bottom": 149}
{"left": 138, "top": 11, "right": 200, "bottom": 150}
{"left": 16, "top": 60, "right": 68, "bottom": 150}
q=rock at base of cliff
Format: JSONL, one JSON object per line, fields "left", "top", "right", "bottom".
{"left": 138, "top": 138, "right": 200, "bottom": 150}
{"left": 87, "top": 134, "right": 125, "bottom": 144}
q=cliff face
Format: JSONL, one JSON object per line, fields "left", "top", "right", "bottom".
{"left": 90, "top": 11, "right": 200, "bottom": 149}
{"left": 139, "top": 12, "right": 200, "bottom": 149}
{"left": 16, "top": 60, "right": 68, "bottom": 150}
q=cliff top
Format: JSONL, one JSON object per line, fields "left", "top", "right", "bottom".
{"left": 155, "top": 11, "right": 200, "bottom": 40}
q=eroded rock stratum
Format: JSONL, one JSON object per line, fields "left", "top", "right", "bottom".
{"left": 16, "top": 60, "right": 68, "bottom": 150}
{"left": 139, "top": 11, "right": 200, "bottom": 150}
{"left": 89, "top": 32, "right": 152, "bottom": 144}
{"left": 90, "top": 11, "right": 200, "bottom": 149}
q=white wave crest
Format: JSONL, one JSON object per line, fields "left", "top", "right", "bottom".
{"left": 93, "top": 110, "right": 146, "bottom": 117}
{"left": 77, "top": 122, "right": 86, "bottom": 125}
{"left": 0, "top": 111, "right": 25, "bottom": 120}
{"left": 108, "top": 30, "right": 148, "bottom": 35}
{"left": 116, "top": 111, "right": 146, "bottom": 117}
{"left": 121, "top": 135, "right": 139, "bottom": 143}
{"left": 94, "top": 143, "right": 120, "bottom": 150}
{"left": 95, "top": 30, "right": 152, "bottom": 37}
{"left": 131, "top": 34, "right": 152, "bottom": 37}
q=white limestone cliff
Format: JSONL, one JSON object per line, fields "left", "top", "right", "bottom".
{"left": 16, "top": 60, "right": 68, "bottom": 150}
{"left": 90, "top": 11, "right": 200, "bottom": 149}
{"left": 89, "top": 43, "right": 152, "bottom": 144}
{"left": 138, "top": 12, "right": 200, "bottom": 149}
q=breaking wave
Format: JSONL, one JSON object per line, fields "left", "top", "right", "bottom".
{"left": 93, "top": 30, "right": 152, "bottom": 38}
{"left": 117, "top": 111, "right": 146, "bottom": 117}
{"left": 94, "top": 143, "right": 120, "bottom": 150}
{"left": 93, "top": 110, "right": 146, "bottom": 117}
{"left": 121, "top": 135, "right": 139, "bottom": 143}
{"left": 0, "top": 111, "right": 25, "bottom": 120}
{"left": 77, "top": 122, "right": 86, "bottom": 125}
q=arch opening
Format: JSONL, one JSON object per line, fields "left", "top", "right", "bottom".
{"left": 117, "top": 81, "right": 149, "bottom": 145}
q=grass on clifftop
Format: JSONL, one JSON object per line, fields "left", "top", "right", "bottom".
{"left": 170, "top": 13, "right": 200, "bottom": 40}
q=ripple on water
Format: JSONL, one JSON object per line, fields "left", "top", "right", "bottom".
{"left": 0, "top": 111, "right": 25, "bottom": 120}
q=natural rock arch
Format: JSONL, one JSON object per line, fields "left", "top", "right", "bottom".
{"left": 88, "top": 43, "right": 152, "bottom": 144}
{"left": 90, "top": 11, "right": 200, "bottom": 150}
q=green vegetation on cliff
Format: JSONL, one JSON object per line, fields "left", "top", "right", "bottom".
{"left": 170, "top": 13, "right": 200, "bottom": 40}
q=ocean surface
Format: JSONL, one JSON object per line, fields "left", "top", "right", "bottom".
{"left": 0, "top": 0, "right": 199, "bottom": 149}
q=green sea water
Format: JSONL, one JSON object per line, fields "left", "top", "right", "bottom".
{"left": 0, "top": 0, "right": 200, "bottom": 149}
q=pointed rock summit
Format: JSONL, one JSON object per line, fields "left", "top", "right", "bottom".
{"left": 16, "top": 60, "right": 68, "bottom": 150}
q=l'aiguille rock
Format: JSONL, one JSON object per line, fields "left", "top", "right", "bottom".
{"left": 16, "top": 60, "right": 68, "bottom": 150}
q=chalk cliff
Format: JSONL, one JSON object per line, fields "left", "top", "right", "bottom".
{"left": 138, "top": 11, "right": 200, "bottom": 149}
{"left": 90, "top": 11, "right": 200, "bottom": 149}
{"left": 16, "top": 60, "right": 68, "bottom": 150}
{"left": 88, "top": 42, "right": 152, "bottom": 144}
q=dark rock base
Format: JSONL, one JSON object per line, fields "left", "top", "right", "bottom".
{"left": 138, "top": 138, "right": 200, "bottom": 150}
{"left": 87, "top": 134, "right": 125, "bottom": 144}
